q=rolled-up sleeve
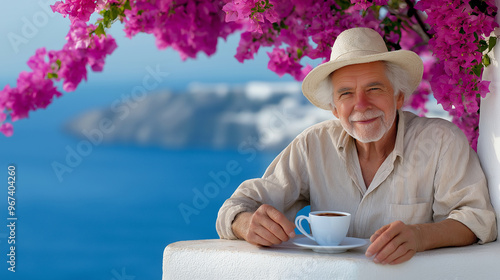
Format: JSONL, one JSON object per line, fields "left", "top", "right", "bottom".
{"left": 216, "top": 135, "right": 311, "bottom": 239}
{"left": 433, "top": 125, "right": 497, "bottom": 244}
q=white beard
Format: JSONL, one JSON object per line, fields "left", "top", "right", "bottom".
{"left": 341, "top": 106, "right": 397, "bottom": 143}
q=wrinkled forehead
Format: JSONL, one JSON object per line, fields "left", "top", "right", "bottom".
{"left": 329, "top": 62, "right": 389, "bottom": 87}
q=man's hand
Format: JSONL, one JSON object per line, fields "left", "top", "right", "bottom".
{"left": 365, "top": 219, "right": 477, "bottom": 265}
{"left": 231, "top": 204, "right": 296, "bottom": 246}
{"left": 365, "top": 220, "right": 423, "bottom": 265}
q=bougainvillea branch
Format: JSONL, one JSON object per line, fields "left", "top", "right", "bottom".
{"left": 415, "top": 0, "right": 498, "bottom": 149}
{"left": 0, "top": 19, "right": 117, "bottom": 136}
{"left": 0, "top": 0, "right": 498, "bottom": 151}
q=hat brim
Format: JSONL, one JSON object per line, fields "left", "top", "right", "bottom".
{"left": 302, "top": 50, "right": 424, "bottom": 110}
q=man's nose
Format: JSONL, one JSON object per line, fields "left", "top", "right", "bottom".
{"left": 354, "top": 91, "right": 371, "bottom": 111}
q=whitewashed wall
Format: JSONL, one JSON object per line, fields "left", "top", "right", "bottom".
{"left": 477, "top": 0, "right": 500, "bottom": 236}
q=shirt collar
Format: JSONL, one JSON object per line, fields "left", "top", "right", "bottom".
{"left": 336, "top": 109, "right": 406, "bottom": 162}
{"left": 393, "top": 109, "right": 405, "bottom": 163}
{"left": 336, "top": 125, "right": 351, "bottom": 158}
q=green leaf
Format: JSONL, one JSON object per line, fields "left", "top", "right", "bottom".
{"left": 388, "top": 0, "right": 401, "bottom": 10}
{"left": 478, "top": 39, "right": 488, "bottom": 52}
{"left": 469, "top": 0, "right": 488, "bottom": 13}
{"left": 297, "top": 48, "right": 303, "bottom": 59}
{"left": 110, "top": 7, "right": 119, "bottom": 21}
{"left": 100, "top": 10, "right": 110, "bottom": 27}
{"left": 471, "top": 64, "right": 482, "bottom": 77}
{"left": 47, "top": 73, "right": 58, "bottom": 79}
{"left": 95, "top": 23, "right": 106, "bottom": 36}
{"left": 280, "top": 20, "right": 287, "bottom": 29}
{"left": 124, "top": 0, "right": 132, "bottom": 11}
{"left": 479, "top": 44, "right": 488, "bottom": 53}
{"left": 483, "top": 54, "right": 491, "bottom": 66}
{"left": 334, "top": 0, "right": 351, "bottom": 10}
{"left": 488, "top": 36, "right": 497, "bottom": 52}
{"left": 102, "top": 9, "right": 110, "bottom": 19}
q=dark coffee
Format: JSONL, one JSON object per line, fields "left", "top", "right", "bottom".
{"left": 316, "top": 213, "right": 346, "bottom": 217}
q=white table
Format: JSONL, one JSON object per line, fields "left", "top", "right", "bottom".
{"left": 163, "top": 236, "right": 500, "bottom": 279}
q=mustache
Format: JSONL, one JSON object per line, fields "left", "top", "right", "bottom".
{"left": 349, "top": 110, "right": 384, "bottom": 122}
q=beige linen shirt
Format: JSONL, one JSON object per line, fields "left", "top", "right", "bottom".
{"left": 216, "top": 110, "right": 497, "bottom": 243}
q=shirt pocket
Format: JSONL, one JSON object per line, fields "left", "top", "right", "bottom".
{"left": 387, "top": 202, "right": 433, "bottom": 224}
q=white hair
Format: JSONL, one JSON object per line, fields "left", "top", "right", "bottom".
{"left": 385, "top": 61, "right": 413, "bottom": 103}
{"left": 313, "top": 61, "right": 413, "bottom": 109}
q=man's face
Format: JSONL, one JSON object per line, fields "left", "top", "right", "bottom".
{"left": 330, "top": 61, "right": 404, "bottom": 143}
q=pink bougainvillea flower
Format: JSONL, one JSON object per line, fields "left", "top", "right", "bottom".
{"left": 0, "top": 18, "right": 117, "bottom": 134}
{"left": 0, "top": 123, "right": 13, "bottom": 137}
{"left": 51, "top": 0, "right": 97, "bottom": 23}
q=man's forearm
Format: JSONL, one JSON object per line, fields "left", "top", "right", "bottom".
{"left": 414, "top": 218, "right": 477, "bottom": 252}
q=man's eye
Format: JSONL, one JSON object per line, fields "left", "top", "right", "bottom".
{"left": 368, "top": 87, "right": 381, "bottom": 91}
{"left": 340, "top": 92, "right": 352, "bottom": 96}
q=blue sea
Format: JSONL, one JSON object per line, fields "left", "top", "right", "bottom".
{"left": 0, "top": 81, "right": 283, "bottom": 280}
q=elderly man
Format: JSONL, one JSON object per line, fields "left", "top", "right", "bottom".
{"left": 216, "top": 28, "right": 497, "bottom": 264}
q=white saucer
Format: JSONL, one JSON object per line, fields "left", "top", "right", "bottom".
{"left": 292, "top": 236, "right": 368, "bottom": 253}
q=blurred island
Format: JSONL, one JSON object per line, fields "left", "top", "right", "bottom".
{"left": 64, "top": 81, "right": 448, "bottom": 151}
{"left": 64, "top": 82, "right": 332, "bottom": 151}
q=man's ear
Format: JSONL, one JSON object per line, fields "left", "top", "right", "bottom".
{"left": 330, "top": 103, "right": 339, "bottom": 118}
{"left": 396, "top": 92, "right": 404, "bottom": 109}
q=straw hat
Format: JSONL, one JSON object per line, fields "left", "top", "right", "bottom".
{"left": 302, "top": 27, "right": 423, "bottom": 110}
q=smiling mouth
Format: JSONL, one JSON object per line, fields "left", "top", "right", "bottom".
{"left": 352, "top": 117, "right": 379, "bottom": 124}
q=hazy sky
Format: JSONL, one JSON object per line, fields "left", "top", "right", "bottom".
{"left": 0, "top": 0, "right": 299, "bottom": 89}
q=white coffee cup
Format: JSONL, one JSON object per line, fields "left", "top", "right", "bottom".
{"left": 295, "top": 211, "right": 351, "bottom": 246}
